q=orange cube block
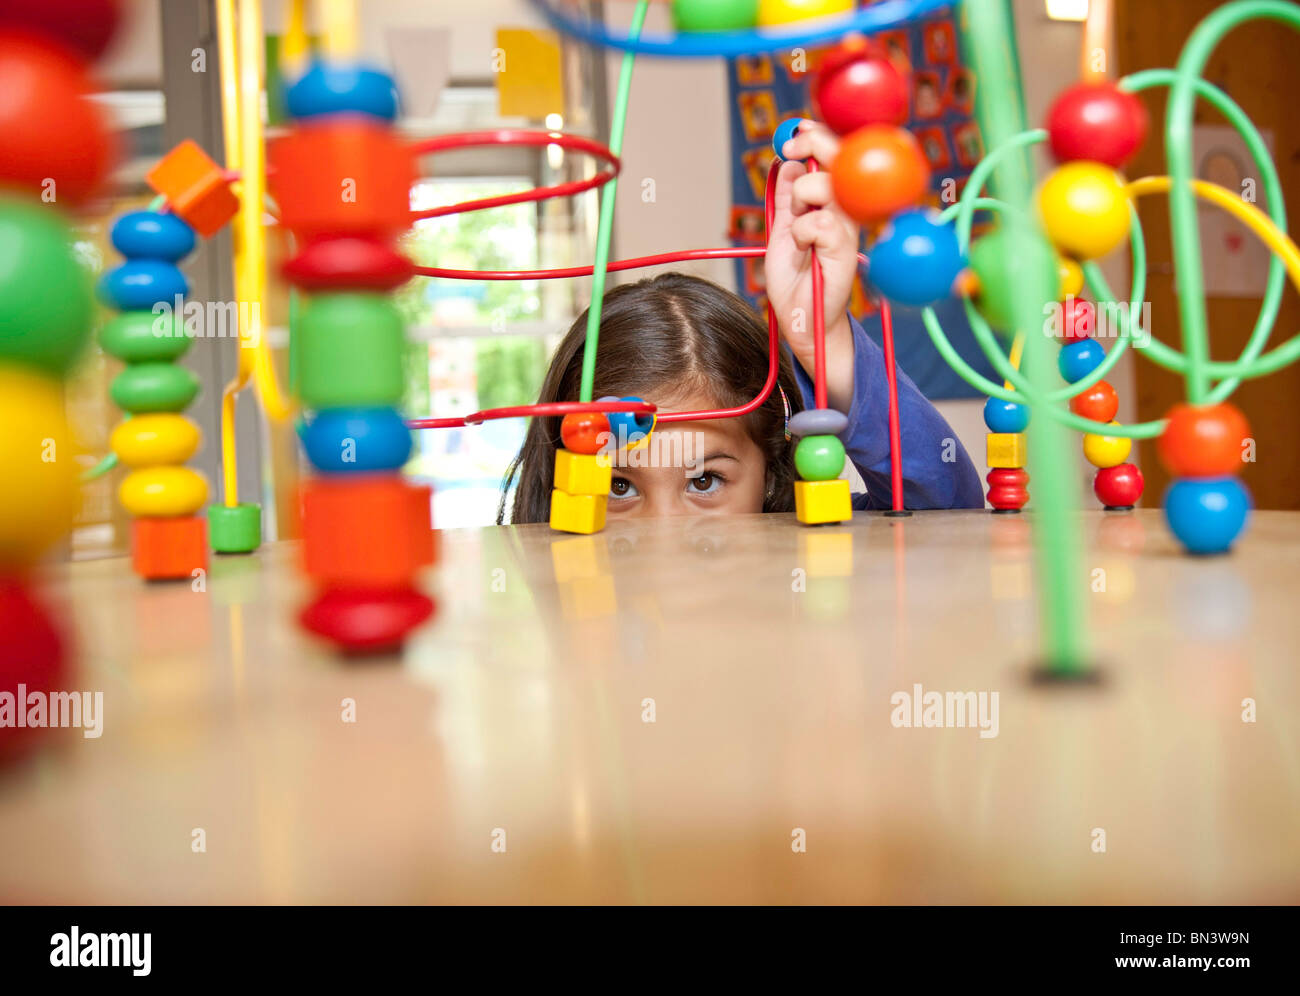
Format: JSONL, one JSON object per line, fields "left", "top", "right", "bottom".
{"left": 145, "top": 140, "right": 238, "bottom": 238}
{"left": 131, "top": 515, "right": 208, "bottom": 580}
{"left": 269, "top": 120, "right": 414, "bottom": 241}
{"left": 300, "top": 476, "right": 434, "bottom": 587}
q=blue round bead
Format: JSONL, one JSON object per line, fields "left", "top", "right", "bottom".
{"left": 601, "top": 395, "right": 653, "bottom": 447}
{"left": 772, "top": 117, "right": 805, "bottom": 161}
{"left": 300, "top": 407, "right": 412, "bottom": 473}
{"left": 1163, "top": 476, "right": 1251, "bottom": 555}
{"left": 286, "top": 61, "right": 399, "bottom": 121}
{"left": 97, "top": 260, "right": 189, "bottom": 311}
{"left": 867, "top": 209, "right": 966, "bottom": 308}
{"left": 1058, "top": 338, "right": 1106, "bottom": 383}
{"left": 110, "top": 211, "right": 196, "bottom": 262}
{"left": 983, "top": 396, "right": 1030, "bottom": 433}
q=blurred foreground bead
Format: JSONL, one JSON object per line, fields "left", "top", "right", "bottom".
{"left": 0, "top": 0, "right": 121, "bottom": 59}
{"left": 0, "top": 367, "right": 77, "bottom": 565}
{"left": 1038, "top": 162, "right": 1131, "bottom": 260}
{"left": 110, "top": 413, "right": 201, "bottom": 468}
{"left": 0, "top": 196, "right": 93, "bottom": 375}
{"left": 1057, "top": 256, "right": 1084, "bottom": 298}
{"left": 812, "top": 35, "right": 908, "bottom": 135}
{"left": 1093, "top": 462, "right": 1143, "bottom": 509}
{"left": 283, "top": 237, "right": 415, "bottom": 291}
{"left": 131, "top": 516, "right": 207, "bottom": 580}
{"left": 1163, "top": 476, "right": 1250, "bottom": 555}
{"left": 300, "top": 477, "right": 435, "bottom": 587}
{"left": 146, "top": 139, "right": 239, "bottom": 238}
{"left": 110, "top": 211, "right": 196, "bottom": 262}
{"left": 0, "top": 576, "right": 68, "bottom": 764}
{"left": 671, "top": 0, "right": 758, "bottom": 32}
{"left": 757, "top": 0, "right": 852, "bottom": 26}
{"left": 97, "top": 260, "right": 189, "bottom": 311}
{"left": 301, "top": 586, "right": 435, "bottom": 654}
{"left": 119, "top": 466, "right": 209, "bottom": 517}
{"left": 99, "top": 311, "right": 192, "bottom": 363}
{"left": 831, "top": 125, "right": 930, "bottom": 225}
{"left": 1157, "top": 402, "right": 1250, "bottom": 478}
{"left": 1057, "top": 296, "right": 1095, "bottom": 342}
{"left": 867, "top": 209, "right": 964, "bottom": 307}
{"left": 110, "top": 362, "right": 201, "bottom": 413}
{"left": 297, "top": 293, "right": 405, "bottom": 408}
{"left": 968, "top": 227, "right": 1059, "bottom": 332}
{"left": 286, "top": 61, "right": 399, "bottom": 121}
{"left": 1046, "top": 81, "right": 1148, "bottom": 168}
{"left": 301, "top": 407, "right": 412, "bottom": 473}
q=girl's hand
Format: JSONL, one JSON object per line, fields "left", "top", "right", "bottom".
{"left": 764, "top": 123, "right": 861, "bottom": 414}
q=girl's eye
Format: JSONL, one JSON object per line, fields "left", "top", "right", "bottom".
{"left": 687, "top": 472, "right": 724, "bottom": 495}
{"left": 610, "top": 477, "right": 638, "bottom": 499}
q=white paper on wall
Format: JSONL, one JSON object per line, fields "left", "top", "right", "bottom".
{"left": 1192, "top": 123, "right": 1276, "bottom": 298}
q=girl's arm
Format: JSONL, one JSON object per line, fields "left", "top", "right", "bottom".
{"left": 788, "top": 317, "right": 985, "bottom": 510}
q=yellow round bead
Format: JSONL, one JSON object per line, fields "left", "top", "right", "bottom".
{"left": 757, "top": 0, "right": 852, "bottom": 27}
{"left": 1038, "top": 162, "right": 1131, "bottom": 260}
{"left": 1058, "top": 256, "right": 1085, "bottom": 298}
{"left": 119, "top": 466, "right": 209, "bottom": 517}
{"left": 0, "top": 365, "right": 78, "bottom": 565}
{"left": 110, "top": 413, "right": 201, "bottom": 468}
{"left": 1082, "top": 422, "right": 1133, "bottom": 468}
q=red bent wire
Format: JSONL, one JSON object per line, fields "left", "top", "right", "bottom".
{"left": 412, "top": 247, "right": 765, "bottom": 281}
{"left": 407, "top": 399, "right": 656, "bottom": 431}
{"left": 806, "top": 159, "right": 829, "bottom": 411}
{"left": 410, "top": 130, "right": 620, "bottom": 220}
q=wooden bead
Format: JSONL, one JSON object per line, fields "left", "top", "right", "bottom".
{"left": 560, "top": 411, "right": 611, "bottom": 455}
{"left": 793, "top": 479, "right": 852, "bottom": 524}
{"left": 1058, "top": 338, "right": 1106, "bottom": 384}
{"left": 968, "top": 227, "right": 1060, "bottom": 332}
{"left": 110, "top": 413, "right": 201, "bottom": 468}
{"left": 986, "top": 432, "right": 1027, "bottom": 469}
{"left": 283, "top": 237, "right": 415, "bottom": 291}
{"left": 286, "top": 61, "right": 399, "bottom": 122}
{"left": 554, "top": 449, "right": 613, "bottom": 497}
{"left": 0, "top": 576, "right": 68, "bottom": 764}
{"left": 867, "top": 209, "right": 965, "bottom": 308}
{"left": 1058, "top": 296, "right": 1095, "bottom": 342}
{"left": 1046, "top": 81, "right": 1148, "bottom": 168}
{"left": 298, "top": 293, "right": 405, "bottom": 409}
{"left": 1093, "top": 462, "right": 1144, "bottom": 509}
{"left": 671, "top": 0, "right": 759, "bottom": 32}
{"left": 757, "top": 0, "right": 851, "bottom": 26}
{"left": 1069, "top": 380, "right": 1119, "bottom": 423}
{"left": 301, "top": 407, "right": 412, "bottom": 473}
{"left": 131, "top": 516, "right": 207, "bottom": 580}
{"left": 146, "top": 140, "right": 238, "bottom": 238}
{"left": 983, "top": 397, "right": 1029, "bottom": 433}
{"left": 1082, "top": 422, "right": 1132, "bottom": 469}
{"left": 812, "top": 37, "right": 908, "bottom": 135}
{"left": 119, "top": 466, "right": 209, "bottom": 517}
{"left": 300, "top": 477, "right": 435, "bottom": 587}
{"left": 794, "top": 434, "right": 846, "bottom": 481}
{"left": 110, "top": 362, "right": 200, "bottom": 414}
{"left": 1163, "top": 477, "right": 1251, "bottom": 555}
{"left": 97, "top": 260, "right": 189, "bottom": 311}
{"left": 99, "top": 310, "right": 192, "bottom": 363}
{"left": 0, "top": 366, "right": 77, "bottom": 566}
{"left": 831, "top": 126, "right": 930, "bottom": 225}
{"left": 0, "top": 0, "right": 122, "bottom": 59}
{"left": 549, "top": 489, "right": 607, "bottom": 534}
{"left": 986, "top": 468, "right": 1029, "bottom": 512}
{"left": 1057, "top": 256, "right": 1085, "bottom": 298}
{"left": 1156, "top": 402, "right": 1250, "bottom": 478}
{"left": 111, "top": 211, "right": 196, "bottom": 262}
{"left": 1038, "top": 162, "right": 1132, "bottom": 260}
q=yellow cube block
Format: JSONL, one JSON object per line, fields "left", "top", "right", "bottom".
{"left": 986, "top": 432, "right": 1027, "bottom": 469}
{"left": 549, "top": 489, "right": 607, "bottom": 534}
{"left": 554, "top": 448, "right": 612, "bottom": 496}
{"left": 794, "top": 479, "right": 852, "bottom": 525}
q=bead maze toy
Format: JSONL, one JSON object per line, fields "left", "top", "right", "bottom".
{"left": 0, "top": 0, "right": 122, "bottom": 758}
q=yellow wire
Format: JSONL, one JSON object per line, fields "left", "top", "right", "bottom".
{"left": 1005, "top": 330, "right": 1025, "bottom": 391}
{"left": 283, "top": 0, "right": 309, "bottom": 74}
{"left": 1126, "top": 176, "right": 1300, "bottom": 295}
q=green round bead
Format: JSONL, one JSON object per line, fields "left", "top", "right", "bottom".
{"left": 110, "top": 362, "right": 200, "bottom": 413}
{"left": 100, "top": 310, "right": 193, "bottom": 363}
{"left": 208, "top": 502, "right": 262, "bottom": 554}
{"left": 298, "top": 293, "right": 404, "bottom": 409}
{"left": 0, "top": 196, "right": 93, "bottom": 375}
{"left": 968, "top": 227, "right": 1060, "bottom": 332}
{"left": 794, "top": 434, "right": 846, "bottom": 481}
{"left": 672, "top": 0, "right": 758, "bottom": 32}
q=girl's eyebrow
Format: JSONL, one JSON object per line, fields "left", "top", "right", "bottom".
{"left": 698, "top": 451, "right": 740, "bottom": 464}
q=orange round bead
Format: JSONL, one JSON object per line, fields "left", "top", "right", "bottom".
{"left": 1157, "top": 402, "right": 1250, "bottom": 477}
{"left": 831, "top": 125, "right": 930, "bottom": 225}
{"left": 560, "top": 411, "right": 611, "bottom": 455}
{"left": 1069, "top": 380, "right": 1119, "bottom": 424}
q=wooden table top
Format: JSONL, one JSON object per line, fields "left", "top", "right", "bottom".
{"left": 1, "top": 509, "right": 1296, "bottom": 903}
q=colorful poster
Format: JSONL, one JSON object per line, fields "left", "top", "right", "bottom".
{"left": 726, "top": 3, "right": 997, "bottom": 399}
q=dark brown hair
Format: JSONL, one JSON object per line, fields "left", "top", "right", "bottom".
{"left": 499, "top": 272, "right": 804, "bottom": 524}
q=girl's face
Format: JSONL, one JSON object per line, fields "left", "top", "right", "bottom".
{"left": 604, "top": 391, "right": 770, "bottom": 519}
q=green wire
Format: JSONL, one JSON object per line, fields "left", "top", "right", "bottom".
{"left": 578, "top": 0, "right": 648, "bottom": 403}
{"left": 962, "top": 0, "right": 1087, "bottom": 674}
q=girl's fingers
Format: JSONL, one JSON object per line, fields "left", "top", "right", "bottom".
{"left": 790, "top": 209, "right": 843, "bottom": 253}
{"left": 790, "top": 170, "right": 834, "bottom": 214}
{"left": 781, "top": 123, "right": 841, "bottom": 172}
{"left": 770, "top": 158, "right": 806, "bottom": 235}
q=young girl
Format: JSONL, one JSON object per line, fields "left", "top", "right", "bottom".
{"left": 500, "top": 125, "right": 983, "bottom": 524}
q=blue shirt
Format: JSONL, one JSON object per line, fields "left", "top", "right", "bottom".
{"left": 790, "top": 315, "right": 984, "bottom": 510}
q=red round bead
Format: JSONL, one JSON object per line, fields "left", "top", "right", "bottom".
{"left": 0, "top": 31, "right": 117, "bottom": 205}
{"left": 0, "top": 576, "right": 69, "bottom": 764}
{"left": 987, "top": 467, "right": 1030, "bottom": 512}
{"left": 1059, "top": 296, "right": 1095, "bottom": 342}
{"left": 1069, "top": 380, "right": 1119, "bottom": 423}
{"left": 300, "top": 586, "right": 435, "bottom": 654}
{"left": 1093, "top": 462, "right": 1144, "bottom": 508}
{"left": 0, "top": 0, "right": 122, "bottom": 60}
{"left": 1046, "top": 81, "right": 1148, "bottom": 168}
{"left": 1157, "top": 402, "right": 1250, "bottom": 477}
{"left": 812, "top": 37, "right": 909, "bottom": 135}
{"left": 283, "top": 237, "right": 416, "bottom": 291}
{"left": 560, "top": 411, "right": 611, "bottom": 455}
